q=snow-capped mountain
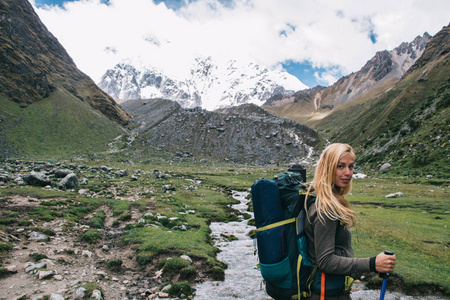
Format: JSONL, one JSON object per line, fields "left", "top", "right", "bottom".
{"left": 97, "top": 57, "right": 308, "bottom": 110}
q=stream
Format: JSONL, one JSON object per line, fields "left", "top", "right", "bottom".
{"left": 193, "top": 191, "right": 447, "bottom": 300}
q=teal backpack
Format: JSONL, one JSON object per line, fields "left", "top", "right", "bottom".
{"left": 251, "top": 171, "right": 318, "bottom": 299}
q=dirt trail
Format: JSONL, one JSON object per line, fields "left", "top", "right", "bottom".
{"left": 0, "top": 195, "right": 169, "bottom": 300}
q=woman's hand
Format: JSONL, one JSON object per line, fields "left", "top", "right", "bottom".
{"left": 375, "top": 252, "right": 396, "bottom": 273}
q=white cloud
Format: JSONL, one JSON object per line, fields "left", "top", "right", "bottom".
{"left": 30, "top": 0, "right": 450, "bottom": 84}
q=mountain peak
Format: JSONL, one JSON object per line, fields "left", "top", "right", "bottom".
{"left": 98, "top": 57, "right": 308, "bottom": 111}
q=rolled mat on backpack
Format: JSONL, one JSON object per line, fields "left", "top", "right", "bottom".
{"left": 251, "top": 178, "right": 288, "bottom": 264}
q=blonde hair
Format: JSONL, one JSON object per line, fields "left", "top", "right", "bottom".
{"left": 307, "top": 143, "right": 357, "bottom": 228}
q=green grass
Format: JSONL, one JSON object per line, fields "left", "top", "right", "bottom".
{"left": 348, "top": 176, "right": 449, "bottom": 293}
{"left": 0, "top": 91, "right": 123, "bottom": 158}
{"left": 81, "top": 229, "right": 102, "bottom": 244}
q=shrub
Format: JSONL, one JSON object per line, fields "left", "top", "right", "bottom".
{"left": 167, "top": 281, "right": 193, "bottom": 298}
{"left": 18, "top": 220, "right": 32, "bottom": 226}
{"left": 0, "top": 267, "right": 9, "bottom": 278}
{"left": 210, "top": 266, "right": 225, "bottom": 281}
{"left": 81, "top": 229, "right": 102, "bottom": 244}
{"left": 105, "top": 259, "right": 123, "bottom": 272}
{"left": 0, "top": 242, "right": 13, "bottom": 253}
{"left": 179, "top": 265, "right": 196, "bottom": 280}
{"left": 118, "top": 212, "right": 132, "bottom": 221}
{"left": 162, "top": 257, "right": 190, "bottom": 275}
{"left": 136, "top": 251, "right": 156, "bottom": 266}
{"left": 0, "top": 218, "right": 14, "bottom": 225}
{"left": 31, "top": 253, "right": 48, "bottom": 261}
{"left": 83, "top": 282, "right": 104, "bottom": 298}
{"left": 3, "top": 211, "right": 19, "bottom": 218}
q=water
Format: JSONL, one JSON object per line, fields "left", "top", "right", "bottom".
{"left": 193, "top": 191, "right": 447, "bottom": 300}
{"left": 194, "top": 191, "right": 270, "bottom": 299}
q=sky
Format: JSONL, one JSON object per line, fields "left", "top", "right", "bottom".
{"left": 29, "top": 0, "right": 450, "bottom": 87}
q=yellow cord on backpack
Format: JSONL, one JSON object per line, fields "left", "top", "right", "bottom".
{"left": 255, "top": 218, "right": 296, "bottom": 232}
{"left": 296, "top": 255, "right": 302, "bottom": 299}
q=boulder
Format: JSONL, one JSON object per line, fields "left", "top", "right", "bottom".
{"left": 49, "top": 294, "right": 65, "bottom": 300}
{"left": 161, "top": 184, "right": 176, "bottom": 193}
{"left": 23, "top": 171, "right": 51, "bottom": 187}
{"left": 379, "top": 163, "right": 392, "bottom": 172}
{"left": 54, "top": 168, "right": 72, "bottom": 178}
{"left": 28, "top": 231, "right": 49, "bottom": 241}
{"left": 91, "top": 290, "right": 103, "bottom": 300}
{"left": 73, "top": 287, "right": 87, "bottom": 299}
{"left": 58, "top": 173, "right": 78, "bottom": 189}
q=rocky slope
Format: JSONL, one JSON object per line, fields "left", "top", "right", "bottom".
{"left": 98, "top": 57, "right": 308, "bottom": 111}
{"left": 314, "top": 24, "right": 450, "bottom": 175}
{"left": 264, "top": 33, "right": 432, "bottom": 125}
{"left": 0, "top": 0, "right": 129, "bottom": 126}
{"left": 121, "top": 98, "right": 323, "bottom": 165}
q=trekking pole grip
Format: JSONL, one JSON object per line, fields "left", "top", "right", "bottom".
{"left": 379, "top": 251, "right": 394, "bottom": 279}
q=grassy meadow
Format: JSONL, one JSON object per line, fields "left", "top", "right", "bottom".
{"left": 0, "top": 157, "right": 448, "bottom": 297}
{"left": 347, "top": 176, "right": 449, "bottom": 295}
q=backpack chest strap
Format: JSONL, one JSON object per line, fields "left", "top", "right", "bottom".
{"left": 255, "top": 217, "right": 296, "bottom": 232}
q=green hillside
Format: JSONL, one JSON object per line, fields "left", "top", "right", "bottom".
{"left": 0, "top": 89, "right": 125, "bottom": 159}
{"left": 315, "top": 28, "right": 449, "bottom": 177}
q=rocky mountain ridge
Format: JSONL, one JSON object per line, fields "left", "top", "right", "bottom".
{"left": 98, "top": 56, "right": 308, "bottom": 111}
{"left": 0, "top": 0, "right": 129, "bottom": 126}
{"left": 120, "top": 98, "right": 323, "bottom": 165}
{"left": 263, "top": 33, "right": 432, "bottom": 125}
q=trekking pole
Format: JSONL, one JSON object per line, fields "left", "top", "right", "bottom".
{"left": 379, "top": 251, "right": 394, "bottom": 300}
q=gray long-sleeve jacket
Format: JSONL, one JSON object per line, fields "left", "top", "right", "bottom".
{"left": 305, "top": 202, "right": 371, "bottom": 275}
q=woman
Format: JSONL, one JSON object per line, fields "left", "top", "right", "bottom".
{"left": 304, "top": 143, "right": 396, "bottom": 299}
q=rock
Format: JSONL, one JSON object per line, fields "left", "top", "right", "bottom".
{"left": 14, "top": 176, "right": 26, "bottom": 186}
{"left": 158, "top": 292, "right": 169, "bottom": 298}
{"left": 28, "top": 231, "right": 49, "bottom": 241}
{"left": 78, "top": 189, "right": 89, "bottom": 195}
{"left": 91, "top": 290, "right": 103, "bottom": 300}
{"left": 95, "top": 270, "right": 108, "bottom": 278}
{"left": 352, "top": 173, "right": 367, "bottom": 179}
{"left": 0, "top": 174, "right": 10, "bottom": 182}
{"left": 82, "top": 250, "right": 93, "bottom": 258}
{"left": 114, "top": 170, "right": 128, "bottom": 177}
{"left": 54, "top": 169, "right": 72, "bottom": 178}
{"left": 5, "top": 265, "right": 17, "bottom": 273}
{"left": 161, "top": 184, "right": 176, "bottom": 193}
{"left": 385, "top": 192, "right": 405, "bottom": 198}
{"left": 73, "top": 287, "right": 87, "bottom": 299}
{"left": 154, "top": 170, "right": 167, "bottom": 179}
{"left": 161, "top": 285, "right": 171, "bottom": 292}
{"left": 56, "top": 256, "right": 70, "bottom": 263}
{"left": 23, "top": 171, "right": 51, "bottom": 186}
{"left": 25, "top": 261, "right": 47, "bottom": 273}
{"left": 379, "top": 163, "right": 391, "bottom": 172}
{"left": 180, "top": 255, "right": 192, "bottom": 263}
{"left": 58, "top": 173, "right": 78, "bottom": 189}
{"left": 49, "top": 294, "right": 65, "bottom": 300}
{"left": 54, "top": 274, "right": 64, "bottom": 280}
{"left": 38, "top": 269, "right": 55, "bottom": 279}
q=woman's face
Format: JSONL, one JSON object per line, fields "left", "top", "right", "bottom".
{"left": 334, "top": 153, "right": 354, "bottom": 189}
